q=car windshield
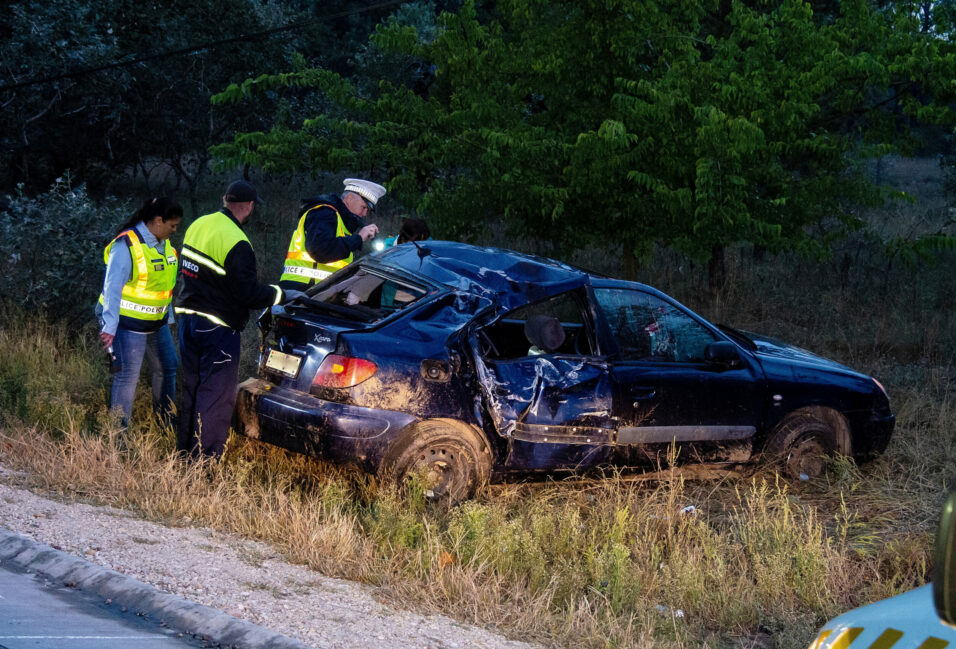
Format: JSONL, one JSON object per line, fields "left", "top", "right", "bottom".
{"left": 715, "top": 323, "right": 757, "bottom": 350}
{"left": 303, "top": 267, "right": 429, "bottom": 322}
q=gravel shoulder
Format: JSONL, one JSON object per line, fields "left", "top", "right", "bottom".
{"left": 0, "top": 471, "right": 540, "bottom": 649}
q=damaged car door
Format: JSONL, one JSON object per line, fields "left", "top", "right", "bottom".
{"left": 592, "top": 284, "right": 762, "bottom": 466}
{"left": 472, "top": 289, "right": 617, "bottom": 471}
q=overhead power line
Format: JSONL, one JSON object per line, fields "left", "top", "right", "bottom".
{"left": 0, "top": 0, "right": 405, "bottom": 93}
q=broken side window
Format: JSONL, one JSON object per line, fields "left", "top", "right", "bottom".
{"left": 479, "top": 289, "right": 595, "bottom": 359}
{"left": 593, "top": 288, "right": 716, "bottom": 362}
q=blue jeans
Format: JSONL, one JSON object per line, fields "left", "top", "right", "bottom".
{"left": 177, "top": 314, "right": 240, "bottom": 459}
{"left": 110, "top": 325, "right": 178, "bottom": 429}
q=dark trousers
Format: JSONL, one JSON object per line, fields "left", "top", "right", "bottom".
{"left": 177, "top": 314, "right": 240, "bottom": 459}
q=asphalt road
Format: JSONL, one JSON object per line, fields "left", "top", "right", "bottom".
{"left": 0, "top": 530, "right": 313, "bottom": 649}
{"left": 0, "top": 561, "right": 212, "bottom": 649}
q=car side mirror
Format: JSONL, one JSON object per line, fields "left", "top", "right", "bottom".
{"left": 933, "top": 490, "right": 956, "bottom": 626}
{"left": 705, "top": 341, "right": 741, "bottom": 369}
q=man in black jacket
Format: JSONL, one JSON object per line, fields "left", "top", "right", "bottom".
{"left": 176, "top": 180, "right": 297, "bottom": 459}
{"left": 278, "top": 178, "right": 385, "bottom": 290}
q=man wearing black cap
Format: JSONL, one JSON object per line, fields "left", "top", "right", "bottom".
{"left": 175, "top": 180, "right": 293, "bottom": 459}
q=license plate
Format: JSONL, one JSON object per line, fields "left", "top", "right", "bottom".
{"left": 265, "top": 349, "right": 301, "bottom": 377}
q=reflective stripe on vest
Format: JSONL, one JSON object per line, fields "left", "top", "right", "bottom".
{"left": 280, "top": 204, "right": 352, "bottom": 286}
{"left": 281, "top": 265, "right": 332, "bottom": 281}
{"left": 173, "top": 307, "right": 229, "bottom": 328}
{"left": 98, "top": 229, "right": 177, "bottom": 331}
{"left": 175, "top": 280, "right": 281, "bottom": 327}
{"left": 179, "top": 211, "right": 283, "bottom": 329}
{"left": 181, "top": 247, "right": 226, "bottom": 275}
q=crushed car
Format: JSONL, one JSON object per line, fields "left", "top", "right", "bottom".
{"left": 234, "top": 241, "right": 895, "bottom": 500}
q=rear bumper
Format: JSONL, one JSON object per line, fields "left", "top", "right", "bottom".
{"left": 234, "top": 378, "right": 419, "bottom": 472}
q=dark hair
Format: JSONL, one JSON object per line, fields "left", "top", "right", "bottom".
{"left": 396, "top": 218, "right": 430, "bottom": 244}
{"left": 115, "top": 197, "right": 183, "bottom": 236}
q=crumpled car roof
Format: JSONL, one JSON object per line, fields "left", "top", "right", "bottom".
{"left": 373, "top": 241, "right": 590, "bottom": 311}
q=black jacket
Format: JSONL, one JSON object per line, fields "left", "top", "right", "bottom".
{"left": 177, "top": 208, "right": 281, "bottom": 330}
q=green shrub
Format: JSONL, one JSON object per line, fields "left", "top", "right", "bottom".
{"left": 0, "top": 177, "right": 129, "bottom": 320}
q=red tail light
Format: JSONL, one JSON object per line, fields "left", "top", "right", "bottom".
{"left": 312, "top": 354, "right": 377, "bottom": 388}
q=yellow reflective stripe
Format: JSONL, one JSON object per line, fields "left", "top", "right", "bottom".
{"left": 830, "top": 628, "right": 864, "bottom": 649}
{"left": 288, "top": 225, "right": 306, "bottom": 255}
{"left": 915, "top": 638, "right": 950, "bottom": 649}
{"left": 119, "top": 299, "right": 168, "bottom": 316}
{"left": 334, "top": 210, "right": 346, "bottom": 237}
{"left": 127, "top": 234, "right": 151, "bottom": 294}
{"left": 271, "top": 285, "right": 282, "bottom": 306}
{"left": 867, "top": 629, "right": 904, "bottom": 649}
{"left": 809, "top": 630, "right": 834, "bottom": 649}
{"left": 286, "top": 250, "right": 316, "bottom": 262}
{"left": 174, "top": 307, "right": 229, "bottom": 327}
{"left": 326, "top": 257, "right": 349, "bottom": 269}
{"left": 121, "top": 285, "right": 173, "bottom": 301}
{"left": 807, "top": 626, "right": 944, "bottom": 649}
{"left": 182, "top": 248, "right": 226, "bottom": 275}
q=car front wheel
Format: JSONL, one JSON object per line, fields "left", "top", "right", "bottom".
{"left": 765, "top": 413, "right": 839, "bottom": 480}
{"left": 380, "top": 419, "right": 492, "bottom": 503}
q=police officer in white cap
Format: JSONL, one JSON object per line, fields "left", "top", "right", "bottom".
{"left": 279, "top": 178, "right": 386, "bottom": 290}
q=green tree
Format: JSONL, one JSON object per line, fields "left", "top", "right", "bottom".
{"left": 0, "top": 177, "right": 126, "bottom": 319}
{"left": 213, "top": 0, "right": 956, "bottom": 284}
{"left": 0, "top": 0, "right": 297, "bottom": 201}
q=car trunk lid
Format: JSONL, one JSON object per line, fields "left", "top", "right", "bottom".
{"left": 257, "top": 306, "right": 363, "bottom": 391}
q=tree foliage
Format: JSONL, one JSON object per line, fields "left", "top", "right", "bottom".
{"left": 0, "top": 177, "right": 127, "bottom": 319}
{"left": 214, "top": 0, "right": 956, "bottom": 278}
{"left": 0, "top": 0, "right": 301, "bottom": 199}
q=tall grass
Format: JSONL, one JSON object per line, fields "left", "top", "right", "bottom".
{"left": 0, "top": 308, "right": 951, "bottom": 648}
{"left": 1, "top": 156, "right": 952, "bottom": 649}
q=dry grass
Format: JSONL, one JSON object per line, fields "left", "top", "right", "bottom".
{"left": 0, "top": 157, "right": 953, "bottom": 648}
{"left": 0, "top": 309, "right": 951, "bottom": 649}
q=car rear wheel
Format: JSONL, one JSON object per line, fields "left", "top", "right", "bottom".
{"left": 765, "top": 414, "right": 838, "bottom": 480}
{"left": 380, "top": 419, "right": 492, "bottom": 503}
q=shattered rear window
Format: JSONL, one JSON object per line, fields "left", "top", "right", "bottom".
{"left": 307, "top": 267, "right": 429, "bottom": 321}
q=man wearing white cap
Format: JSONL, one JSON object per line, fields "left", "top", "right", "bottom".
{"left": 279, "top": 178, "right": 385, "bottom": 290}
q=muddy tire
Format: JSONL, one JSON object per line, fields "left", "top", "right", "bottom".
{"left": 764, "top": 414, "right": 838, "bottom": 480}
{"left": 380, "top": 419, "right": 492, "bottom": 503}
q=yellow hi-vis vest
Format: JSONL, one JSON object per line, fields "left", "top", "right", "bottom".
{"left": 280, "top": 204, "right": 352, "bottom": 286}
{"left": 98, "top": 228, "right": 177, "bottom": 332}
{"left": 174, "top": 210, "right": 282, "bottom": 329}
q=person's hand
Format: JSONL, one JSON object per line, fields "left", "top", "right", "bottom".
{"left": 358, "top": 224, "right": 378, "bottom": 242}
{"left": 100, "top": 331, "right": 114, "bottom": 349}
{"left": 282, "top": 289, "right": 308, "bottom": 303}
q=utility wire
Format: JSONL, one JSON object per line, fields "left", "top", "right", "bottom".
{"left": 0, "top": 0, "right": 405, "bottom": 93}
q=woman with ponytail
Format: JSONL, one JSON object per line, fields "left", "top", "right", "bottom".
{"left": 96, "top": 197, "right": 182, "bottom": 428}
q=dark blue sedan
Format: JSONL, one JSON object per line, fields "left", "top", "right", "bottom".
{"left": 235, "top": 241, "right": 894, "bottom": 500}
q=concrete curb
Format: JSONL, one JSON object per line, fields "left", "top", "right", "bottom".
{"left": 0, "top": 529, "right": 315, "bottom": 649}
